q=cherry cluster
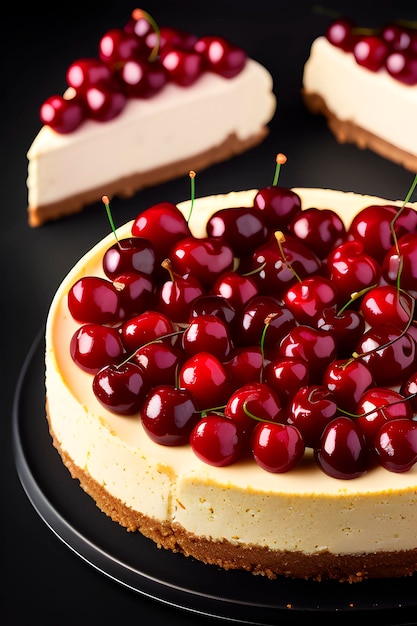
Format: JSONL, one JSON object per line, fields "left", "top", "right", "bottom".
{"left": 67, "top": 175, "right": 417, "bottom": 479}
{"left": 40, "top": 9, "right": 247, "bottom": 134}
{"left": 326, "top": 18, "right": 417, "bottom": 85}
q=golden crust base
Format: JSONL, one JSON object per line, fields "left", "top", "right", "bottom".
{"left": 28, "top": 129, "right": 268, "bottom": 227}
{"left": 302, "top": 90, "right": 417, "bottom": 174}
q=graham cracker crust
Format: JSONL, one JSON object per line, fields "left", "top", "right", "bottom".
{"left": 302, "top": 90, "right": 417, "bottom": 174}
{"left": 45, "top": 402, "right": 417, "bottom": 583}
{"left": 28, "top": 129, "right": 268, "bottom": 227}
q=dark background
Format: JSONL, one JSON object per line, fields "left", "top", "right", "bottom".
{"left": 3, "top": 1, "right": 417, "bottom": 624}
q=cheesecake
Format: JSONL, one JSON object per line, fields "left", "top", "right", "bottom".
{"left": 45, "top": 186, "right": 417, "bottom": 582}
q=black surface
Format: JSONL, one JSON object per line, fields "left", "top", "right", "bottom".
{"left": 4, "top": 2, "right": 417, "bottom": 625}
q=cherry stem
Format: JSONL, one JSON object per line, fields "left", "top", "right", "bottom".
{"left": 272, "top": 153, "right": 287, "bottom": 186}
{"left": 102, "top": 195, "right": 119, "bottom": 246}
{"left": 161, "top": 258, "right": 175, "bottom": 281}
{"left": 337, "top": 284, "right": 377, "bottom": 316}
{"left": 275, "top": 231, "right": 302, "bottom": 282}
{"left": 200, "top": 405, "right": 226, "bottom": 417}
{"left": 243, "top": 401, "right": 275, "bottom": 424}
{"left": 187, "top": 170, "right": 196, "bottom": 224}
{"left": 117, "top": 328, "right": 186, "bottom": 368}
{"left": 260, "top": 315, "right": 274, "bottom": 383}
{"left": 131, "top": 8, "right": 160, "bottom": 61}
{"left": 337, "top": 392, "right": 417, "bottom": 419}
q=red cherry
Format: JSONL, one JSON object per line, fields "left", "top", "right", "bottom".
{"left": 353, "top": 35, "right": 389, "bottom": 71}
{"left": 381, "top": 23, "right": 412, "bottom": 51}
{"left": 283, "top": 276, "right": 339, "bottom": 326}
{"left": 141, "top": 385, "right": 200, "bottom": 445}
{"left": 263, "top": 357, "right": 309, "bottom": 408}
{"left": 234, "top": 295, "right": 291, "bottom": 347}
{"left": 315, "top": 416, "right": 368, "bottom": 479}
{"left": 70, "top": 323, "right": 125, "bottom": 374}
{"left": 84, "top": 82, "right": 127, "bottom": 122}
{"left": 99, "top": 28, "right": 146, "bottom": 66}
{"left": 356, "top": 387, "right": 413, "bottom": 448}
{"left": 68, "top": 276, "right": 121, "bottom": 324}
{"left": 206, "top": 206, "right": 269, "bottom": 257}
{"left": 253, "top": 187, "right": 302, "bottom": 231}
{"left": 92, "top": 361, "right": 148, "bottom": 415}
{"left": 160, "top": 48, "right": 204, "bottom": 86}
{"left": 113, "top": 271, "right": 155, "bottom": 319}
{"left": 211, "top": 270, "right": 258, "bottom": 314}
{"left": 400, "top": 371, "right": 417, "bottom": 412}
{"left": 119, "top": 57, "right": 168, "bottom": 98}
{"left": 326, "top": 240, "right": 381, "bottom": 305}
{"left": 182, "top": 314, "right": 233, "bottom": 360}
{"left": 131, "top": 201, "right": 191, "bottom": 266}
{"left": 288, "top": 207, "right": 346, "bottom": 260}
{"left": 194, "top": 36, "right": 247, "bottom": 78}
{"left": 147, "top": 26, "right": 198, "bottom": 53}
{"left": 66, "top": 58, "right": 115, "bottom": 92}
{"left": 224, "top": 382, "right": 284, "bottom": 441}
{"left": 190, "top": 414, "right": 243, "bottom": 466}
{"left": 278, "top": 325, "right": 337, "bottom": 384}
{"left": 326, "top": 18, "right": 358, "bottom": 51}
{"left": 40, "top": 94, "right": 85, "bottom": 133}
{"left": 158, "top": 263, "right": 204, "bottom": 324}
{"left": 315, "top": 305, "right": 365, "bottom": 357}
{"left": 169, "top": 236, "right": 234, "bottom": 289}
{"left": 179, "top": 352, "right": 231, "bottom": 410}
{"left": 188, "top": 295, "right": 236, "bottom": 327}
{"left": 102, "top": 237, "right": 156, "bottom": 280}
{"left": 375, "top": 418, "right": 417, "bottom": 472}
{"left": 322, "top": 358, "right": 374, "bottom": 414}
{"left": 120, "top": 310, "right": 177, "bottom": 353}
{"left": 386, "top": 50, "right": 417, "bottom": 85}
{"left": 134, "top": 341, "right": 184, "bottom": 387}
{"left": 224, "top": 347, "right": 266, "bottom": 388}
{"left": 251, "top": 422, "right": 305, "bottom": 473}
{"left": 287, "top": 385, "right": 338, "bottom": 448}
{"left": 381, "top": 233, "right": 417, "bottom": 298}
{"left": 360, "top": 285, "right": 413, "bottom": 329}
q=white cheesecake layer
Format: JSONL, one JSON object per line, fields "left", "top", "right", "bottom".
{"left": 27, "top": 60, "right": 276, "bottom": 209}
{"left": 45, "top": 188, "right": 417, "bottom": 555}
{"left": 303, "top": 37, "right": 417, "bottom": 157}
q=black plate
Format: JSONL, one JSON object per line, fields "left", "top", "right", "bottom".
{"left": 12, "top": 331, "right": 417, "bottom": 624}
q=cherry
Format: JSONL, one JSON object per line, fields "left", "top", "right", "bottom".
{"left": 66, "top": 58, "right": 115, "bottom": 92}
{"left": 99, "top": 27, "right": 145, "bottom": 66}
{"left": 253, "top": 187, "right": 302, "bottom": 231}
{"left": 160, "top": 48, "right": 204, "bottom": 86}
{"left": 134, "top": 341, "right": 184, "bottom": 387}
{"left": 169, "top": 236, "right": 234, "bottom": 289}
{"left": 182, "top": 314, "right": 233, "bottom": 360}
{"left": 260, "top": 308, "right": 297, "bottom": 360}
{"left": 326, "top": 17, "right": 358, "bottom": 51}
{"left": 131, "top": 202, "right": 191, "bottom": 264}
{"left": 224, "top": 346, "right": 266, "bottom": 388}
{"left": 206, "top": 206, "right": 269, "bottom": 257}
{"left": 356, "top": 387, "right": 413, "bottom": 448}
{"left": 315, "top": 305, "right": 365, "bottom": 357}
{"left": 347, "top": 204, "right": 417, "bottom": 265}
{"left": 375, "top": 418, "right": 417, "bottom": 472}
{"left": 288, "top": 207, "right": 346, "bottom": 260}
{"left": 145, "top": 26, "right": 198, "bottom": 54}
{"left": 70, "top": 323, "right": 125, "bottom": 374}
{"left": 233, "top": 295, "right": 289, "bottom": 347}
{"left": 224, "top": 382, "right": 284, "bottom": 441}
{"left": 188, "top": 294, "right": 236, "bottom": 327}
{"left": 113, "top": 271, "right": 155, "bottom": 319}
{"left": 263, "top": 357, "right": 309, "bottom": 408}
{"left": 283, "top": 276, "right": 339, "bottom": 326}
{"left": 381, "top": 233, "right": 417, "bottom": 298}
{"left": 360, "top": 285, "right": 413, "bottom": 329}
{"left": 251, "top": 422, "right": 305, "bottom": 473}
{"left": 120, "top": 310, "right": 177, "bottom": 353}
{"left": 386, "top": 50, "right": 417, "bottom": 85}
{"left": 278, "top": 325, "right": 337, "bottom": 384}
{"left": 381, "top": 23, "right": 412, "bottom": 51}
{"left": 250, "top": 233, "right": 322, "bottom": 298}
{"left": 179, "top": 352, "right": 231, "bottom": 410}
{"left": 194, "top": 36, "right": 247, "bottom": 78}
{"left": 315, "top": 416, "right": 368, "bottom": 479}
{"left": 353, "top": 35, "right": 389, "bottom": 71}
{"left": 92, "top": 361, "right": 148, "bottom": 415}
{"left": 190, "top": 414, "right": 242, "bottom": 467}
{"left": 322, "top": 358, "right": 374, "bottom": 414}
{"left": 355, "top": 323, "right": 416, "bottom": 386}
{"left": 141, "top": 385, "right": 200, "bottom": 445}
{"left": 400, "top": 371, "right": 417, "bottom": 413}
{"left": 326, "top": 240, "right": 381, "bottom": 305}
{"left": 158, "top": 261, "right": 204, "bottom": 323}
{"left": 40, "top": 94, "right": 85, "bottom": 133}
{"left": 211, "top": 270, "right": 258, "bottom": 314}
{"left": 102, "top": 237, "right": 156, "bottom": 279}
{"left": 119, "top": 57, "right": 168, "bottom": 98}
{"left": 68, "top": 276, "right": 121, "bottom": 324}
{"left": 84, "top": 82, "right": 127, "bottom": 122}
{"left": 287, "top": 385, "right": 338, "bottom": 448}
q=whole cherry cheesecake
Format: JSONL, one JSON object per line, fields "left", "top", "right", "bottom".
{"left": 45, "top": 163, "right": 417, "bottom": 582}
{"left": 302, "top": 17, "right": 417, "bottom": 172}
{"left": 26, "top": 9, "right": 276, "bottom": 227}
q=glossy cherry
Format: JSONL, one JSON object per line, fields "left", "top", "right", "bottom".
{"left": 181, "top": 314, "right": 233, "bottom": 360}
{"left": 288, "top": 207, "right": 346, "bottom": 260}
{"left": 322, "top": 358, "right": 374, "bottom": 414}
{"left": 103, "top": 237, "right": 156, "bottom": 279}
{"left": 92, "top": 361, "right": 148, "bottom": 414}
{"left": 206, "top": 206, "right": 269, "bottom": 257}
{"left": 278, "top": 325, "right": 337, "bottom": 384}
{"left": 287, "top": 385, "right": 338, "bottom": 448}
{"left": 141, "top": 385, "right": 200, "bottom": 445}
{"left": 169, "top": 236, "right": 234, "bottom": 289}
{"left": 283, "top": 276, "right": 339, "bottom": 326}
{"left": 68, "top": 276, "right": 121, "bottom": 324}
{"left": 40, "top": 94, "right": 85, "bottom": 133}
{"left": 251, "top": 422, "right": 305, "bottom": 473}
{"left": 375, "top": 418, "right": 417, "bottom": 472}
{"left": 120, "top": 310, "right": 177, "bottom": 353}
{"left": 356, "top": 387, "right": 413, "bottom": 448}
{"left": 190, "top": 415, "right": 242, "bottom": 466}
{"left": 315, "top": 416, "right": 368, "bottom": 479}
{"left": 194, "top": 36, "right": 247, "bottom": 78}
{"left": 179, "top": 352, "right": 231, "bottom": 410}
{"left": 263, "top": 357, "right": 309, "bottom": 408}
{"left": 70, "top": 323, "right": 125, "bottom": 374}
